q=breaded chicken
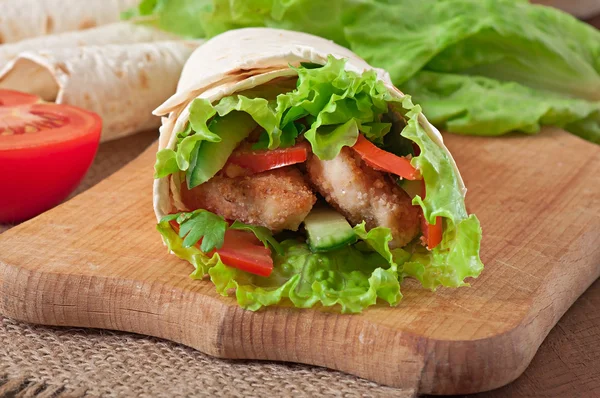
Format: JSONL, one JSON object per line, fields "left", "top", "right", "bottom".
{"left": 306, "top": 148, "right": 420, "bottom": 248}
{"left": 181, "top": 167, "right": 316, "bottom": 232}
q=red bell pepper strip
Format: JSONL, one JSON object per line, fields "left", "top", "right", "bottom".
{"left": 351, "top": 134, "right": 421, "bottom": 180}
{"left": 227, "top": 141, "right": 310, "bottom": 174}
{"left": 419, "top": 181, "right": 442, "bottom": 250}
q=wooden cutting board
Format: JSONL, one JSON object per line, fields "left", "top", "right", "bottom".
{"left": 0, "top": 128, "right": 598, "bottom": 395}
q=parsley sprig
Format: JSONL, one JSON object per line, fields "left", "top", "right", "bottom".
{"left": 160, "top": 210, "right": 283, "bottom": 255}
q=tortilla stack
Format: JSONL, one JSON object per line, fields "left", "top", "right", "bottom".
{"left": 0, "top": 0, "right": 139, "bottom": 44}
{"left": 0, "top": 41, "right": 201, "bottom": 141}
{"left": 0, "top": 22, "right": 179, "bottom": 68}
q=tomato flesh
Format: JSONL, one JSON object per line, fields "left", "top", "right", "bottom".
{"left": 169, "top": 221, "right": 274, "bottom": 277}
{"left": 226, "top": 141, "right": 309, "bottom": 175}
{"left": 421, "top": 214, "right": 443, "bottom": 250}
{"left": 0, "top": 100, "right": 102, "bottom": 222}
{"left": 419, "top": 181, "right": 443, "bottom": 249}
{"left": 0, "top": 106, "right": 68, "bottom": 135}
{"left": 0, "top": 90, "right": 40, "bottom": 107}
{"left": 351, "top": 134, "right": 421, "bottom": 180}
{"left": 215, "top": 229, "right": 274, "bottom": 277}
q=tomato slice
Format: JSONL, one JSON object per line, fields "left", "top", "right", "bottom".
{"left": 0, "top": 101, "right": 102, "bottom": 222}
{"left": 215, "top": 229, "right": 274, "bottom": 277}
{"left": 351, "top": 134, "right": 421, "bottom": 180}
{"left": 169, "top": 221, "right": 274, "bottom": 277}
{"left": 421, "top": 214, "right": 443, "bottom": 250}
{"left": 226, "top": 141, "right": 309, "bottom": 175}
{"left": 0, "top": 90, "right": 41, "bottom": 107}
{"left": 419, "top": 181, "right": 443, "bottom": 250}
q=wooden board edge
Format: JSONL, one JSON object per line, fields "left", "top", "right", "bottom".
{"left": 2, "top": 253, "right": 598, "bottom": 394}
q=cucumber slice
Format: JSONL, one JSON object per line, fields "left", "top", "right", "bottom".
{"left": 187, "top": 112, "right": 257, "bottom": 188}
{"left": 304, "top": 208, "right": 357, "bottom": 252}
{"left": 400, "top": 178, "right": 422, "bottom": 199}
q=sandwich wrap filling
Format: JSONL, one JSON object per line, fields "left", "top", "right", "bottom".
{"left": 153, "top": 28, "right": 483, "bottom": 313}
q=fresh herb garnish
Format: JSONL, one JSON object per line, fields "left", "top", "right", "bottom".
{"left": 173, "top": 210, "right": 228, "bottom": 252}
{"left": 230, "top": 221, "right": 284, "bottom": 255}
{"left": 161, "top": 211, "right": 283, "bottom": 255}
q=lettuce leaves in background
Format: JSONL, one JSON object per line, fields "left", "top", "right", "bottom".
{"left": 403, "top": 72, "right": 600, "bottom": 140}
{"left": 128, "top": 0, "right": 600, "bottom": 143}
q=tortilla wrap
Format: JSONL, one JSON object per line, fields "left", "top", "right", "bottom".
{"left": 0, "top": 22, "right": 179, "bottom": 68}
{"left": 0, "top": 41, "right": 201, "bottom": 141}
{"left": 153, "top": 28, "right": 466, "bottom": 221}
{"left": 0, "top": 0, "right": 139, "bottom": 44}
{"left": 150, "top": 28, "right": 483, "bottom": 313}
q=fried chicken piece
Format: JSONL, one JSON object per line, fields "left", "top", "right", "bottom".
{"left": 181, "top": 167, "right": 316, "bottom": 232}
{"left": 306, "top": 148, "right": 420, "bottom": 248}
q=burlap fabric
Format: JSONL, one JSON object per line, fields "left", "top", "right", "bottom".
{"left": 0, "top": 131, "right": 410, "bottom": 398}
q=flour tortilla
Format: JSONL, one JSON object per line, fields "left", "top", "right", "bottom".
{"left": 0, "top": 22, "right": 179, "bottom": 68}
{"left": 0, "top": 0, "right": 139, "bottom": 44}
{"left": 0, "top": 41, "right": 201, "bottom": 141}
{"left": 153, "top": 28, "right": 466, "bottom": 221}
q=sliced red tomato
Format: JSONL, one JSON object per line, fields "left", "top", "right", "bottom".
{"left": 419, "top": 181, "right": 443, "bottom": 250}
{"left": 421, "top": 214, "right": 443, "bottom": 250}
{"left": 0, "top": 90, "right": 40, "bottom": 107}
{"left": 168, "top": 221, "right": 274, "bottom": 277}
{"left": 215, "top": 229, "right": 274, "bottom": 277}
{"left": 351, "top": 134, "right": 421, "bottom": 180}
{"left": 0, "top": 99, "right": 102, "bottom": 222}
{"left": 226, "top": 141, "right": 310, "bottom": 175}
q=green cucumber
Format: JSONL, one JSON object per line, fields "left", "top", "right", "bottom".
{"left": 304, "top": 208, "right": 357, "bottom": 252}
{"left": 400, "top": 178, "right": 422, "bottom": 199}
{"left": 187, "top": 112, "right": 257, "bottom": 188}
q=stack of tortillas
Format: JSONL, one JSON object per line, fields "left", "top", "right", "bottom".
{"left": 0, "top": 0, "right": 202, "bottom": 141}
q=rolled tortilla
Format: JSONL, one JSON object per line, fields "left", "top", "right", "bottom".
{"left": 0, "top": 22, "right": 179, "bottom": 68}
{"left": 0, "top": 41, "right": 201, "bottom": 141}
{"left": 0, "top": 0, "right": 139, "bottom": 44}
{"left": 151, "top": 28, "right": 483, "bottom": 313}
{"left": 153, "top": 28, "right": 466, "bottom": 221}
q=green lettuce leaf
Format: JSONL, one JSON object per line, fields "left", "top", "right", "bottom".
{"left": 214, "top": 95, "right": 279, "bottom": 140}
{"left": 402, "top": 72, "right": 600, "bottom": 143}
{"left": 131, "top": 0, "right": 600, "bottom": 143}
{"left": 211, "top": 239, "right": 401, "bottom": 314}
{"left": 157, "top": 218, "right": 220, "bottom": 278}
{"left": 154, "top": 149, "right": 179, "bottom": 179}
{"left": 402, "top": 215, "right": 483, "bottom": 289}
{"left": 275, "top": 58, "right": 390, "bottom": 158}
{"left": 124, "top": 0, "right": 211, "bottom": 38}
{"left": 398, "top": 96, "right": 484, "bottom": 287}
